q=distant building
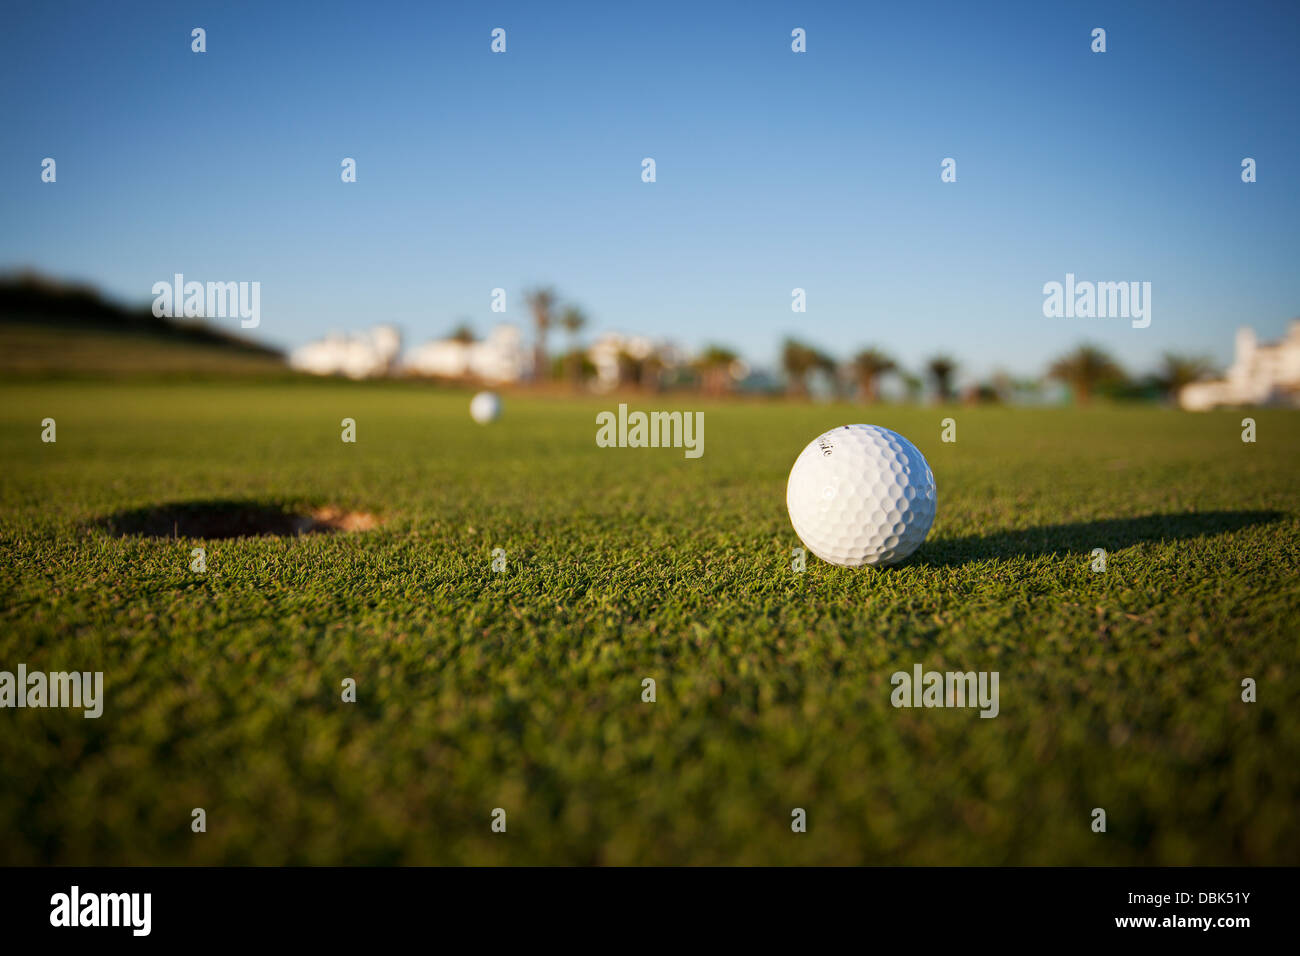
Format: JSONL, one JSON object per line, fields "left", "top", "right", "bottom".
{"left": 587, "top": 332, "right": 684, "bottom": 390}
{"left": 403, "top": 324, "right": 530, "bottom": 383}
{"left": 289, "top": 325, "right": 402, "bottom": 379}
{"left": 1180, "top": 321, "right": 1300, "bottom": 410}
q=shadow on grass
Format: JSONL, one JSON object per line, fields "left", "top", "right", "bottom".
{"left": 917, "top": 510, "right": 1284, "bottom": 567}
{"left": 98, "top": 499, "right": 379, "bottom": 539}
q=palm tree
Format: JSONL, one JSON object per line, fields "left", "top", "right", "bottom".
{"left": 525, "top": 287, "right": 556, "bottom": 384}
{"left": 1155, "top": 353, "right": 1214, "bottom": 401}
{"left": 1048, "top": 344, "right": 1124, "bottom": 404}
{"left": 448, "top": 322, "right": 475, "bottom": 344}
{"left": 850, "top": 348, "right": 896, "bottom": 402}
{"left": 639, "top": 352, "right": 666, "bottom": 392}
{"left": 694, "top": 345, "right": 739, "bottom": 396}
{"left": 560, "top": 306, "right": 587, "bottom": 387}
{"left": 899, "top": 370, "right": 924, "bottom": 403}
{"left": 613, "top": 348, "right": 642, "bottom": 389}
{"left": 782, "top": 338, "right": 835, "bottom": 397}
{"left": 926, "top": 355, "right": 958, "bottom": 403}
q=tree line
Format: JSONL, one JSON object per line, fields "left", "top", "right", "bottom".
{"left": 477, "top": 288, "right": 1217, "bottom": 403}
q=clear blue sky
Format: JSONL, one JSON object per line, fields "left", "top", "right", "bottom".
{"left": 2, "top": 0, "right": 1297, "bottom": 381}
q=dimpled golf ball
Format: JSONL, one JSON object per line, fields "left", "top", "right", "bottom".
{"left": 469, "top": 391, "right": 501, "bottom": 424}
{"left": 786, "top": 424, "right": 936, "bottom": 567}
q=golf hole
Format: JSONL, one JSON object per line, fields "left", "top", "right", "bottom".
{"left": 99, "top": 501, "right": 381, "bottom": 539}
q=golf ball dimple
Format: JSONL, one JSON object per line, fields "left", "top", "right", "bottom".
{"left": 786, "top": 424, "right": 936, "bottom": 567}
{"left": 469, "top": 391, "right": 502, "bottom": 424}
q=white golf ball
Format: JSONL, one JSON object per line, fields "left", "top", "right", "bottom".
{"left": 469, "top": 391, "right": 502, "bottom": 424}
{"left": 786, "top": 424, "right": 936, "bottom": 567}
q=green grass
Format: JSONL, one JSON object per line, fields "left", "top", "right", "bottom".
{"left": 1, "top": 380, "right": 1297, "bottom": 865}
{"left": 0, "top": 322, "right": 288, "bottom": 377}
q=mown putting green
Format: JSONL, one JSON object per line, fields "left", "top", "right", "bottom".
{"left": 1, "top": 380, "right": 1297, "bottom": 864}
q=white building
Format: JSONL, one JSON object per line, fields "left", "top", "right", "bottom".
{"left": 403, "top": 324, "right": 530, "bottom": 383}
{"left": 289, "top": 325, "right": 402, "bottom": 380}
{"left": 587, "top": 332, "right": 684, "bottom": 390}
{"left": 1180, "top": 321, "right": 1300, "bottom": 411}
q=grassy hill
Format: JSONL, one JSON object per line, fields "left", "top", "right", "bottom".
{"left": 0, "top": 273, "right": 287, "bottom": 377}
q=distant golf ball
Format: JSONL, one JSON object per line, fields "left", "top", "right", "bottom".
{"left": 786, "top": 424, "right": 936, "bottom": 567}
{"left": 469, "top": 391, "right": 502, "bottom": 424}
